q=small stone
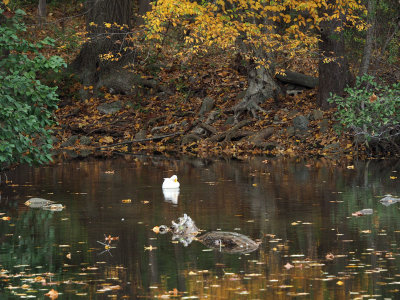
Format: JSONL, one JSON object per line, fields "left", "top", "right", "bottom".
{"left": 79, "top": 149, "right": 92, "bottom": 157}
{"left": 293, "top": 115, "right": 309, "bottom": 132}
{"left": 97, "top": 101, "right": 123, "bottom": 115}
{"left": 318, "top": 119, "right": 329, "bottom": 133}
{"left": 286, "top": 126, "right": 295, "bottom": 136}
{"left": 135, "top": 129, "right": 147, "bottom": 140}
{"left": 79, "top": 136, "right": 91, "bottom": 145}
{"left": 61, "top": 135, "right": 79, "bottom": 147}
{"left": 288, "top": 110, "right": 299, "bottom": 118}
{"left": 199, "top": 97, "right": 215, "bottom": 116}
{"left": 225, "top": 116, "right": 235, "bottom": 125}
{"left": 312, "top": 109, "right": 324, "bottom": 120}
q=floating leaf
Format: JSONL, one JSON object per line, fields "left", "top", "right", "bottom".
{"left": 45, "top": 289, "right": 58, "bottom": 299}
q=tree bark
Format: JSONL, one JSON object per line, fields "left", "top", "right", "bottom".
{"left": 135, "top": 0, "right": 152, "bottom": 25}
{"left": 318, "top": 18, "right": 352, "bottom": 109}
{"left": 233, "top": 64, "right": 281, "bottom": 121}
{"left": 38, "top": 0, "right": 46, "bottom": 26}
{"left": 71, "top": 0, "right": 132, "bottom": 88}
{"left": 359, "top": 0, "right": 376, "bottom": 76}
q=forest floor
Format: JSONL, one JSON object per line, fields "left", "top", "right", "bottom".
{"left": 21, "top": 4, "right": 361, "bottom": 162}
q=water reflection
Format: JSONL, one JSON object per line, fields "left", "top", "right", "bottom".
{"left": 162, "top": 188, "right": 180, "bottom": 204}
{"left": 0, "top": 157, "right": 399, "bottom": 299}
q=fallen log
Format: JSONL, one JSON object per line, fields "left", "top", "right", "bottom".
{"left": 95, "top": 132, "right": 184, "bottom": 150}
{"left": 276, "top": 70, "right": 318, "bottom": 89}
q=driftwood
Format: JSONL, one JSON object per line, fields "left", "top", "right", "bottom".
{"left": 276, "top": 70, "right": 318, "bottom": 89}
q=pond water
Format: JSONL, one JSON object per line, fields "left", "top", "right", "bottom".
{"left": 1, "top": 156, "right": 400, "bottom": 299}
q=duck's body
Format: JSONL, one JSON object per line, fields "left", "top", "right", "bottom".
{"left": 162, "top": 175, "right": 180, "bottom": 189}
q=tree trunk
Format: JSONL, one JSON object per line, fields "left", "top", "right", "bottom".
{"left": 318, "top": 18, "right": 352, "bottom": 109}
{"left": 38, "top": 0, "right": 46, "bottom": 26}
{"left": 359, "top": 0, "right": 376, "bottom": 76}
{"left": 233, "top": 63, "right": 281, "bottom": 121}
{"left": 135, "top": 0, "right": 151, "bottom": 25}
{"left": 71, "top": 0, "right": 132, "bottom": 90}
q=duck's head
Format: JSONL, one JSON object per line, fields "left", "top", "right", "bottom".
{"left": 171, "top": 175, "right": 178, "bottom": 182}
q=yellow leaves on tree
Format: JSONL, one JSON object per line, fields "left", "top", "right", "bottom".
{"left": 144, "top": 0, "right": 366, "bottom": 67}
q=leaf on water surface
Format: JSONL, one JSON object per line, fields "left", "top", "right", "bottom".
{"left": 144, "top": 245, "right": 157, "bottom": 251}
{"left": 352, "top": 208, "right": 373, "bottom": 216}
{"left": 104, "top": 235, "right": 119, "bottom": 242}
{"left": 245, "top": 273, "right": 262, "bottom": 277}
{"left": 45, "top": 289, "right": 58, "bottom": 299}
{"left": 1, "top": 216, "right": 11, "bottom": 221}
{"left": 34, "top": 276, "right": 45, "bottom": 283}
{"left": 287, "top": 292, "right": 310, "bottom": 296}
{"left": 346, "top": 165, "right": 355, "bottom": 169}
{"left": 104, "top": 170, "right": 115, "bottom": 174}
{"left": 121, "top": 199, "right": 131, "bottom": 203}
{"left": 325, "top": 253, "right": 335, "bottom": 260}
{"left": 284, "top": 262, "right": 294, "bottom": 270}
{"left": 390, "top": 176, "right": 397, "bottom": 179}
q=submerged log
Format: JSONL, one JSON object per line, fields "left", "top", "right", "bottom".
{"left": 197, "top": 231, "right": 260, "bottom": 254}
{"left": 276, "top": 70, "right": 318, "bottom": 89}
{"left": 154, "top": 214, "right": 260, "bottom": 253}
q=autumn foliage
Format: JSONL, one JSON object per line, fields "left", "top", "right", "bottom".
{"left": 144, "top": 0, "right": 366, "bottom": 68}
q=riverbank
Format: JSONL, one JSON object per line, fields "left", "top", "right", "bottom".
{"left": 53, "top": 59, "right": 355, "bottom": 162}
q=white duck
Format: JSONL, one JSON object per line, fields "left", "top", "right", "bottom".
{"left": 162, "top": 175, "right": 180, "bottom": 189}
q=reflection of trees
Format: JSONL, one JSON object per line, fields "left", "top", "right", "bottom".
{"left": 2, "top": 157, "right": 400, "bottom": 298}
{"left": 0, "top": 204, "right": 91, "bottom": 282}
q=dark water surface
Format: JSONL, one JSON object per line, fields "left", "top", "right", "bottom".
{"left": 1, "top": 157, "right": 400, "bottom": 299}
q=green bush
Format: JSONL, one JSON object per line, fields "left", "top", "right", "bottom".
{"left": 328, "top": 75, "right": 400, "bottom": 150}
{"left": 0, "top": 9, "right": 66, "bottom": 168}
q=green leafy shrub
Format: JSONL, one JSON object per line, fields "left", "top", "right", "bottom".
{"left": 0, "top": 9, "right": 66, "bottom": 168}
{"left": 328, "top": 75, "right": 400, "bottom": 154}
